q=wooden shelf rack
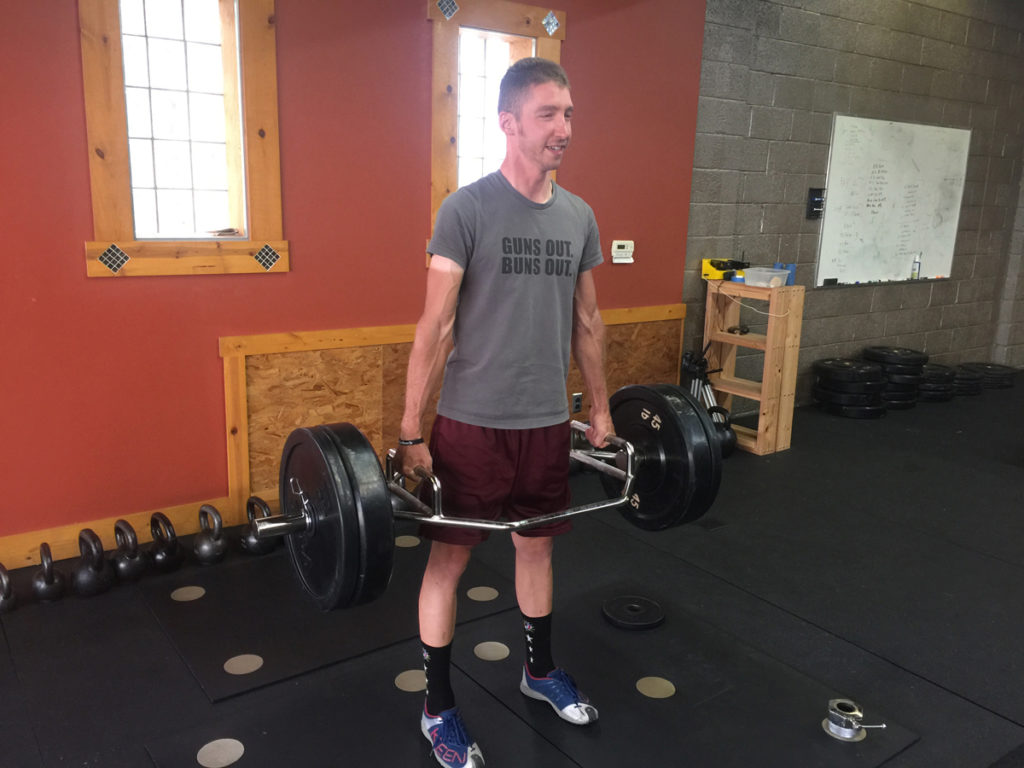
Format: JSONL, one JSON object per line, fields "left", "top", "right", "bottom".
{"left": 702, "top": 281, "right": 804, "bottom": 455}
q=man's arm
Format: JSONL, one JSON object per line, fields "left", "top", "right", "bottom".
{"left": 398, "top": 254, "right": 464, "bottom": 475}
{"left": 571, "top": 269, "right": 614, "bottom": 447}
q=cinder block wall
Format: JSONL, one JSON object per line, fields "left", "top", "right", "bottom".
{"left": 686, "top": 0, "right": 1024, "bottom": 403}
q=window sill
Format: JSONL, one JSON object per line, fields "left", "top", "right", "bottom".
{"left": 84, "top": 239, "right": 290, "bottom": 277}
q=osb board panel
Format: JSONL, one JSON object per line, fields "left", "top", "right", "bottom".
{"left": 246, "top": 347, "right": 383, "bottom": 493}
{"left": 566, "top": 319, "right": 681, "bottom": 417}
{"left": 244, "top": 317, "right": 681, "bottom": 492}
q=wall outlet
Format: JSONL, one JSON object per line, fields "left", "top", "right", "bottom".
{"left": 571, "top": 392, "right": 583, "bottom": 413}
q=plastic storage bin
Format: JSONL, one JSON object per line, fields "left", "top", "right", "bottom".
{"left": 743, "top": 267, "right": 790, "bottom": 287}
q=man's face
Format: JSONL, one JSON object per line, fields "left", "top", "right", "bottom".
{"left": 504, "top": 81, "right": 574, "bottom": 174}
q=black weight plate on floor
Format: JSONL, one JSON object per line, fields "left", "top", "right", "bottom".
{"left": 880, "top": 362, "right": 925, "bottom": 375}
{"left": 918, "top": 383, "right": 954, "bottom": 393}
{"left": 884, "top": 399, "right": 918, "bottom": 410}
{"left": 881, "top": 390, "right": 918, "bottom": 402}
{"left": 862, "top": 346, "right": 928, "bottom": 365}
{"left": 886, "top": 373, "right": 923, "bottom": 385}
{"left": 318, "top": 423, "right": 395, "bottom": 607}
{"left": 602, "top": 595, "right": 665, "bottom": 630}
{"left": 920, "top": 391, "right": 955, "bottom": 402}
{"left": 602, "top": 384, "right": 718, "bottom": 530}
{"left": 813, "top": 387, "right": 881, "bottom": 406}
{"left": 813, "top": 358, "right": 884, "bottom": 382}
{"left": 280, "top": 427, "right": 361, "bottom": 611}
{"left": 814, "top": 376, "right": 887, "bottom": 394}
{"left": 922, "top": 363, "right": 956, "bottom": 382}
{"left": 819, "top": 402, "right": 887, "bottom": 419}
{"left": 883, "top": 381, "right": 919, "bottom": 393}
{"left": 959, "top": 362, "right": 1016, "bottom": 377}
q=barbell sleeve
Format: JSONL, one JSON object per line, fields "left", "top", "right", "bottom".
{"left": 253, "top": 512, "right": 310, "bottom": 539}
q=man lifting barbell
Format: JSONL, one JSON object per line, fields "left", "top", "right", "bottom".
{"left": 252, "top": 59, "right": 723, "bottom": 768}
{"left": 396, "top": 58, "right": 612, "bottom": 768}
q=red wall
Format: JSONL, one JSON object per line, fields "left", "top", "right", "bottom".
{"left": 0, "top": 0, "right": 704, "bottom": 536}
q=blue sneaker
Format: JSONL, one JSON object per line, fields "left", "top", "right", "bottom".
{"left": 421, "top": 705, "right": 485, "bottom": 767}
{"left": 520, "top": 667, "right": 599, "bottom": 725}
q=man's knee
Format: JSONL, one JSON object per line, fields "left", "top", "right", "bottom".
{"left": 511, "top": 532, "right": 554, "bottom": 563}
{"left": 423, "top": 541, "right": 473, "bottom": 584}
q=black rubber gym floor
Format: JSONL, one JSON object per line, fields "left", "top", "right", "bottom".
{"left": 0, "top": 375, "right": 1021, "bottom": 767}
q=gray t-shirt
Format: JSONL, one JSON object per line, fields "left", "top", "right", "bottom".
{"left": 427, "top": 171, "right": 603, "bottom": 429}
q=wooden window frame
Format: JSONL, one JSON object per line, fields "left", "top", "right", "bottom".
{"left": 426, "top": 0, "right": 566, "bottom": 229}
{"left": 79, "top": 0, "right": 289, "bottom": 277}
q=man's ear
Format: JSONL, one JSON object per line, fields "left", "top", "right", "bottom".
{"left": 498, "top": 111, "right": 516, "bottom": 136}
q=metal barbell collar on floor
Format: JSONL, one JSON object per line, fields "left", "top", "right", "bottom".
{"left": 253, "top": 384, "right": 725, "bottom": 611}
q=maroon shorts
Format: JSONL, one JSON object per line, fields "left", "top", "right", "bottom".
{"left": 420, "top": 415, "right": 572, "bottom": 546}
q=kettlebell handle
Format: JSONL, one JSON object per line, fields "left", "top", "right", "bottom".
{"left": 246, "top": 496, "right": 272, "bottom": 524}
{"left": 114, "top": 519, "right": 139, "bottom": 555}
{"left": 39, "top": 542, "right": 56, "bottom": 584}
{"left": 151, "top": 513, "right": 176, "bottom": 545}
{"left": 78, "top": 529, "right": 105, "bottom": 569}
{"left": 199, "top": 505, "right": 223, "bottom": 537}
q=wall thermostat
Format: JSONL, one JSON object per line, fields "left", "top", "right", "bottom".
{"left": 611, "top": 240, "right": 634, "bottom": 264}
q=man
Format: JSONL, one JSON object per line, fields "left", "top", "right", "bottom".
{"left": 397, "top": 57, "right": 613, "bottom": 768}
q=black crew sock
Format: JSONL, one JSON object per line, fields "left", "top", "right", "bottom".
{"left": 523, "top": 612, "right": 555, "bottom": 678}
{"left": 422, "top": 642, "right": 455, "bottom": 715}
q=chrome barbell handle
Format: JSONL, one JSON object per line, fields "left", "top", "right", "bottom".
{"left": 386, "top": 427, "right": 637, "bottom": 533}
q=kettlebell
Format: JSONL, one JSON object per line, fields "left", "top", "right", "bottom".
{"left": 708, "top": 405, "right": 737, "bottom": 459}
{"left": 240, "top": 496, "right": 279, "bottom": 556}
{"left": 150, "top": 513, "right": 184, "bottom": 573}
{"left": 31, "top": 542, "right": 66, "bottom": 602}
{"left": 0, "top": 562, "right": 15, "bottom": 614}
{"left": 194, "top": 505, "right": 228, "bottom": 566}
{"left": 112, "top": 519, "right": 149, "bottom": 582}
{"left": 72, "top": 528, "right": 116, "bottom": 597}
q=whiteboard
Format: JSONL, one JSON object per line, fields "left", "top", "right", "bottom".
{"left": 815, "top": 115, "right": 971, "bottom": 286}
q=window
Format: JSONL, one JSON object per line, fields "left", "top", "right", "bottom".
{"left": 79, "top": 0, "right": 288, "bottom": 277}
{"left": 457, "top": 28, "right": 534, "bottom": 189}
{"left": 120, "top": 0, "right": 244, "bottom": 239}
{"left": 427, "top": 0, "right": 566, "bottom": 228}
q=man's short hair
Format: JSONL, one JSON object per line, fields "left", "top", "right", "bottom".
{"left": 497, "top": 57, "right": 570, "bottom": 117}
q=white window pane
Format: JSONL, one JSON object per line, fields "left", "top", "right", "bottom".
{"left": 125, "top": 87, "right": 152, "bottom": 138}
{"left": 153, "top": 139, "right": 192, "bottom": 188}
{"left": 149, "top": 38, "right": 187, "bottom": 90}
{"left": 151, "top": 90, "right": 189, "bottom": 139}
{"left": 187, "top": 42, "right": 223, "bottom": 93}
{"left": 484, "top": 76, "right": 502, "bottom": 117}
{"left": 458, "top": 115, "right": 485, "bottom": 160}
{"left": 122, "top": 35, "right": 149, "bottom": 87}
{"left": 458, "top": 157, "right": 484, "bottom": 189}
{"left": 146, "top": 0, "right": 184, "bottom": 39}
{"left": 120, "top": 0, "right": 146, "bottom": 35}
{"left": 459, "top": 75, "right": 486, "bottom": 119}
{"left": 459, "top": 29, "right": 485, "bottom": 76}
{"left": 184, "top": 0, "right": 223, "bottom": 44}
{"left": 132, "top": 187, "right": 158, "bottom": 237}
{"left": 194, "top": 190, "right": 229, "bottom": 232}
{"left": 128, "top": 138, "right": 155, "bottom": 187}
{"left": 189, "top": 93, "right": 225, "bottom": 142}
{"left": 191, "top": 142, "right": 227, "bottom": 190}
{"left": 484, "top": 124, "right": 505, "bottom": 169}
{"left": 157, "top": 189, "right": 195, "bottom": 235}
{"left": 484, "top": 38, "right": 511, "bottom": 80}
